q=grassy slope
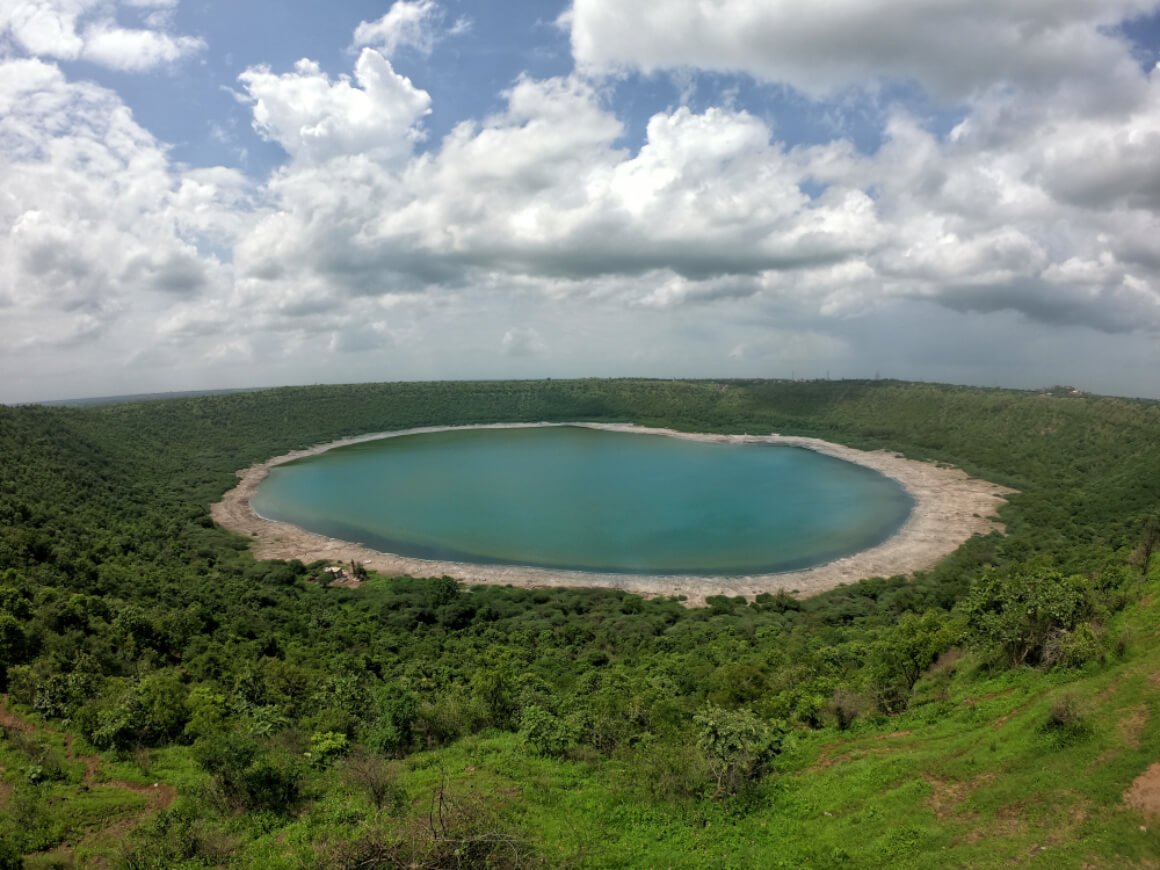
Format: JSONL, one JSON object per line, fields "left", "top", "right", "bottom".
{"left": 0, "top": 708, "right": 197, "bottom": 867}
{"left": 243, "top": 584, "right": 1159, "bottom": 870}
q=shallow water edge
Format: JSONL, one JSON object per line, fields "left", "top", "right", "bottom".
{"left": 212, "top": 422, "right": 1016, "bottom": 606}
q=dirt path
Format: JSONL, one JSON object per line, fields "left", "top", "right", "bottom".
{"left": 212, "top": 422, "right": 1016, "bottom": 606}
{"left": 1, "top": 696, "right": 177, "bottom": 856}
{"left": 0, "top": 700, "right": 34, "bottom": 733}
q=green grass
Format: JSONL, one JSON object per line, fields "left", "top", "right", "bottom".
{"left": 207, "top": 578, "right": 1160, "bottom": 868}
{"left": 6, "top": 592, "right": 1159, "bottom": 867}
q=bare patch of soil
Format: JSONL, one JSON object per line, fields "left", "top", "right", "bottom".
{"left": 960, "top": 802, "right": 1028, "bottom": 844}
{"left": 926, "top": 773, "right": 996, "bottom": 821}
{"left": 810, "top": 751, "right": 855, "bottom": 771}
{"left": 876, "top": 730, "right": 913, "bottom": 741}
{"left": 963, "top": 686, "right": 1017, "bottom": 710}
{"left": 1122, "top": 706, "right": 1148, "bottom": 750}
{"left": 1126, "top": 763, "right": 1160, "bottom": 818}
{"left": 1096, "top": 683, "right": 1119, "bottom": 703}
{"left": 992, "top": 692, "right": 1043, "bottom": 730}
{"left": 0, "top": 701, "right": 34, "bottom": 733}
{"left": 1087, "top": 747, "right": 1121, "bottom": 774}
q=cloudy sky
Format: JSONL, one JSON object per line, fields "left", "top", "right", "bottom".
{"left": 2, "top": 0, "right": 1160, "bottom": 402}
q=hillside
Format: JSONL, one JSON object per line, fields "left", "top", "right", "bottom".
{"left": 1, "top": 379, "right": 1159, "bottom": 867}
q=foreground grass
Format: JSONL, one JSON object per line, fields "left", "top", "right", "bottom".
{"left": 4, "top": 578, "right": 1159, "bottom": 868}
{"left": 137, "top": 577, "right": 1157, "bottom": 869}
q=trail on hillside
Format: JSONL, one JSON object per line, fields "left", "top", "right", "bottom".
{"left": 0, "top": 696, "right": 177, "bottom": 858}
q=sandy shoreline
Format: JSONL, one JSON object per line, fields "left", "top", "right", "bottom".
{"left": 210, "top": 422, "right": 1015, "bottom": 606}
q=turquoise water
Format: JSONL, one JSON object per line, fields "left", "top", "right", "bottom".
{"left": 251, "top": 426, "right": 913, "bottom": 576}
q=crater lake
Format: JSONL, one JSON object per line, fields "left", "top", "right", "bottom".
{"left": 250, "top": 425, "right": 914, "bottom": 576}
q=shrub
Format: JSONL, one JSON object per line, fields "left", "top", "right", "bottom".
{"left": 0, "top": 837, "right": 22, "bottom": 870}
{"left": 869, "top": 611, "right": 958, "bottom": 713}
{"left": 341, "top": 752, "right": 406, "bottom": 813}
{"left": 1041, "top": 695, "right": 1091, "bottom": 748}
{"left": 120, "top": 807, "right": 237, "bottom": 869}
{"left": 635, "top": 740, "right": 711, "bottom": 802}
{"left": 694, "top": 705, "right": 784, "bottom": 797}
{"left": 315, "top": 781, "right": 537, "bottom": 869}
{"left": 414, "top": 693, "right": 477, "bottom": 748}
{"left": 366, "top": 686, "right": 417, "bottom": 757}
{"left": 519, "top": 705, "right": 577, "bottom": 759}
{"left": 306, "top": 730, "right": 349, "bottom": 768}
{"left": 1043, "top": 622, "right": 1105, "bottom": 669}
{"left": 193, "top": 733, "right": 302, "bottom": 813}
{"left": 962, "top": 565, "right": 1099, "bottom": 668}
{"left": 828, "top": 689, "right": 869, "bottom": 731}
{"left": 5, "top": 730, "right": 68, "bottom": 784}
{"left": 471, "top": 668, "right": 518, "bottom": 730}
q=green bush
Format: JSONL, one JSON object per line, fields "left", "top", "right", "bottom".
{"left": 1040, "top": 695, "right": 1091, "bottom": 748}
{"left": 366, "top": 687, "right": 417, "bottom": 757}
{"left": 306, "top": 730, "right": 349, "bottom": 767}
{"left": 962, "top": 565, "right": 1101, "bottom": 668}
{"left": 694, "top": 705, "right": 785, "bottom": 797}
{"left": 519, "top": 704, "right": 577, "bottom": 759}
{"left": 1043, "top": 622, "right": 1105, "bottom": 668}
{"left": 193, "top": 733, "right": 302, "bottom": 813}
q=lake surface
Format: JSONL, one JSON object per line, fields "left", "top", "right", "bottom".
{"left": 251, "top": 426, "right": 913, "bottom": 575}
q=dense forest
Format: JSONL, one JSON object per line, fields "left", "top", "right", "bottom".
{"left": 1, "top": 378, "right": 1159, "bottom": 867}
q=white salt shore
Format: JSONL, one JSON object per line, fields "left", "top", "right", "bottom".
{"left": 210, "top": 422, "right": 1015, "bottom": 606}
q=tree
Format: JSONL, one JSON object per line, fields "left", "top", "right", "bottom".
{"left": 471, "top": 667, "right": 517, "bottom": 730}
{"left": 961, "top": 565, "right": 1098, "bottom": 668}
{"left": 693, "top": 705, "right": 784, "bottom": 797}
{"left": 1134, "top": 515, "right": 1160, "bottom": 578}
{"left": 518, "top": 704, "right": 576, "bottom": 758}
{"left": 0, "top": 613, "right": 27, "bottom": 690}
{"left": 306, "top": 731, "right": 349, "bottom": 768}
{"left": 86, "top": 672, "right": 189, "bottom": 751}
{"left": 366, "top": 686, "right": 417, "bottom": 757}
{"left": 869, "top": 610, "right": 957, "bottom": 712}
{"left": 194, "top": 733, "right": 301, "bottom": 813}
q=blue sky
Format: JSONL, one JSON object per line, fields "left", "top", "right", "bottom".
{"left": 82, "top": 0, "right": 914, "bottom": 174}
{"left": 118, "top": 0, "right": 577, "bottom": 172}
{"left": 2, "top": 1, "right": 1160, "bottom": 402}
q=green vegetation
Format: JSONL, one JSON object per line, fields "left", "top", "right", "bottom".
{"left": 1, "top": 378, "right": 1159, "bottom": 866}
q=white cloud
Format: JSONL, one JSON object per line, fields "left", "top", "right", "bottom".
{"left": 569, "top": 0, "right": 1158, "bottom": 102}
{"left": 329, "top": 321, "right": 395, "bottom": 353}
{"left": 0, "top": 57, "right": 231, "bottom": 362}
{"left": 353, "top": 0, "right": 465, "bottom": 57}
{"left": 728, "top": 329, "right": 849, "bottom": 370}
{"left": 4, "top": 5, "right": 1160, "bottom": 402}
{"left": 222, "top": 42, "right": 1160, "bottom": 341}
{"left": 501, "top": 326, "right": 546, "bottom": 357}
{"left": 1, "top": 0, "right": 89, "bottom": 60}
{"left": 229, "top": 68, "right": 886, "bottom": 330}
{"left": 238, "top": 49, "right": 431, "bottom": 165}
{"left": 81, "top": 19, "right": 202, "bottom": 70}
{"left": 0, "top": 0, "right": 204, "bottom": 71}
